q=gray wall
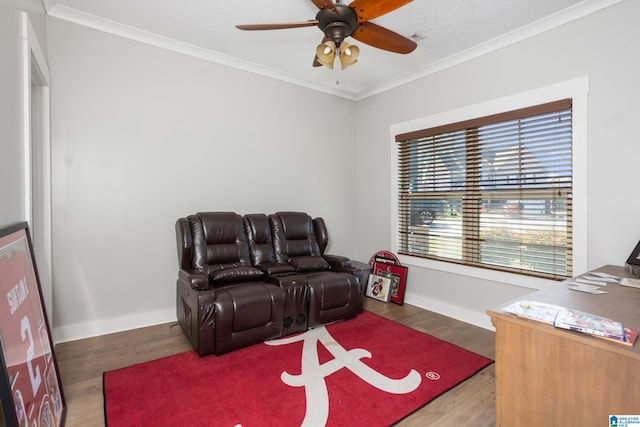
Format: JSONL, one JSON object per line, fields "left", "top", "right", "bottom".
{"left": 48, "top": 18, "right": 357, "bottom": 340}
{"left": 353, "top": 0, "right": 640, "bottom": 327}
{"left": 6, "top": 0, "right": 637, "bottom": 341}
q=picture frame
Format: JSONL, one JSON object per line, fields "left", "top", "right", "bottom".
{"left": 0, "top": 222, "right": 66, "bottom": 427}
{"left": 365, "top": 274, "right": 392, "bottom": 302}
{"left": 368, "top": 250, "right": 400, "bottom": 266}
{"left": 373, "top": 262, "right": 408, "bottom": 305}
{"left": 626, "top": 240, "right": 640, "bottom": 266}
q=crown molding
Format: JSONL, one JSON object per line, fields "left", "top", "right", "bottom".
{"left": 48, "top": 0, "right": 623, "bottom": 101}
{"left": 41, "top": 0, "right": 57, "bottom": 13}
{"left": 355, "top": 0, "right": 623, "bottom": 100}
{"left": 47, "top": 4, "right": 359, "bottom": 100}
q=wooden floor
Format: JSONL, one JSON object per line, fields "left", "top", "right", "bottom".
{"left": 54, "top": 298, "right": 496, "bottom": 426}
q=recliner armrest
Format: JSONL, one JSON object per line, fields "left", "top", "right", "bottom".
{"left": 289, "top": 256, "right": 330, "bottom": 272}
{"left": 178, "top": 269, "right": 209, "bottom": 290}
{"left": 323, "top": 254, "right": 352, "bottom": 269}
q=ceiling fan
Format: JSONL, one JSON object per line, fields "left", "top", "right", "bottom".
{"left": 236, "top": 0, "right": 417, "bottom": 70}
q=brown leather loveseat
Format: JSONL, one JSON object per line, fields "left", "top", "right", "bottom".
{"left": 175, "top": 211, "right": 363, "bottom": 356}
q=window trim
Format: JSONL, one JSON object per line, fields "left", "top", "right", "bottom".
{"left": 389, "top": 77, "right": 589, "bottom": 289}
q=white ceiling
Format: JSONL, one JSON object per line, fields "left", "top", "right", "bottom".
{"left": 45, "top": 0, "right": 617, "bottom": 99}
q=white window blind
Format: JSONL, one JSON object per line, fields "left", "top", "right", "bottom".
{"left": 395, "top": 99, "right": 573, "bottom": 279}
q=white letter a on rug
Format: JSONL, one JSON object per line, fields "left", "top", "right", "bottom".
{"left": 267, "top": 325, "right": 422, "bottom": 427}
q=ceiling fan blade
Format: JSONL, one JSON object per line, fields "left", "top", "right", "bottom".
{"left": 348, "top": 0, "right": 412, "bottom": 22}
{"left": 236, "top": 21, "right": 318, "bottom": 31}
{"left": 311, "top": 0, "right": 337, "bottom": 11}
{"left": 351, "top": 21, "right": 416, "bottom": 53}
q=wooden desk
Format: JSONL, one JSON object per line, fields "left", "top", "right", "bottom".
{"left": 487, "top": 266, "right": 640, "bottom": 426}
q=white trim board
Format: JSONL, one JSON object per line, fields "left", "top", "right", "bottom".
{"left": 47, "top": 0, "right": 622, "bottom": 101}
{"left": 46, "top": 4, "right": 358, "bottom": 101}
{"left": 390, "top": 76, "right": 589, "bottom": 289}
{"left": 404, "top": 293, "right": 495, "bottom": 331}
{"left": 53, "top": 308, "right": 176, "bottom": 343}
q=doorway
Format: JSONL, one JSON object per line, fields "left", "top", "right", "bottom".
{"left": 23, "top": 13, "right": 53, "bottom": 324}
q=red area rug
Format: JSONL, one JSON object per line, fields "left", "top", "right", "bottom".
{"left": 103, "top": 311, "right": 492, "bottom": 426}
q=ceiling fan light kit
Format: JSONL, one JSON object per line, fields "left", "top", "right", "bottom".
{"left": 236, "top": 0, "right": 417, "bottom": 70}
{"left": 315, "top": 41, "right": 360, "bottom": 70}
{"left": 316, "top": 41, "right": 337, "bottom": 69}
{"left": 339, "top": 43, "right": 359, "bottom": 69}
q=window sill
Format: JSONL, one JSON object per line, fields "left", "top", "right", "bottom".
{"left": 398, "top": 254, "right": 560, "bottom": 290}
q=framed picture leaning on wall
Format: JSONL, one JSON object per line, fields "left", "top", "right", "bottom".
{"left": 365, "top": 274, "right": 392, "bottom": 302}
{"left": 373, "top": 262, "right": 408, "bottom": 305}
{"left": 0, "top": 222, "right": 66, "bottom": 427}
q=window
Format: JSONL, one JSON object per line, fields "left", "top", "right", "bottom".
{"left": 395, "top": 99, "right": 572, "bottom": 280}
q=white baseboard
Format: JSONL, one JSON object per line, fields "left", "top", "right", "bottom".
{"left": 53, "top": 308, "right": 176, "bottom": 344}
{"left": 404, "top": 292, "right": 495, "bottom": 331}
{"left": 53, "top": 295, "right": 493, "bottom": 344}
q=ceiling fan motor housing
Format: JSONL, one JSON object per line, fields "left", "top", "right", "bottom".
{"left": 316, "top": 4, "right": 358, "bottom": 46}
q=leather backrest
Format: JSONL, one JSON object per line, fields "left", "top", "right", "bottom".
{"left": 243, "top": 213, "right": 277, "bottom": 266}
{"left": 187, "top": 212, "right": 259, "bottom": 281}
{"left": 270, "top": 212, "right": 322, "bottom": 263}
